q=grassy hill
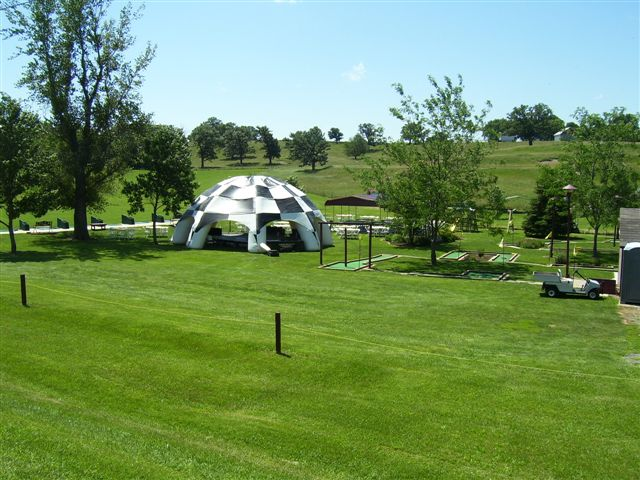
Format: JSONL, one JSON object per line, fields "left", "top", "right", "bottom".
{"left": 1, "top": 140, "right": 639, "bottom": 478}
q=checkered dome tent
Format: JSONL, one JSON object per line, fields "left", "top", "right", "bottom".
{"left": 172, "top": 175, "right": 333, "bottom": 252}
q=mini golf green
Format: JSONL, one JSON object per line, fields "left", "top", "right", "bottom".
{"left": 490, "top": 253, "right": 517, "bottom": 263}
{"left": 324, "top": 254, "right": 397, "bottom": 271}
{"left": 440, "top": 250, "right": 468, "bottom": 260}
{"left": 462, "top": 270, "right": 508, "bottom": 281}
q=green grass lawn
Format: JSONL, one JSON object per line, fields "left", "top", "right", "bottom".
{"left": 1, "top": 233, "right": 638, "bottom": 478}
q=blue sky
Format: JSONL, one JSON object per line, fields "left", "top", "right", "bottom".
{"left": 1, "top": 0, "right": 638, "bottom": 139}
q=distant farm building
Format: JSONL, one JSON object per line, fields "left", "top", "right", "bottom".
{"left": 554, "top": 128, "right": 574, "bottom": 142}
{"left": 499, "top": 135, "right": 520, "bottom": 142}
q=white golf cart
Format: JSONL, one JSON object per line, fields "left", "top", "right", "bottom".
{"left": 533, "top": 269, "right": 601, "bottom": 300}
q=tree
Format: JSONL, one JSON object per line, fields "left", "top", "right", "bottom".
{"left": 482, "top": 118, "right": 513, "bottom": 141}
{"left": 344, "top": 134, "right": 369, "bottom": 159}
{"left": 507, "top": 104, "right": 564, "bottom": 145}
{"left": 400, "top": 122, "right": 427, "bottom": 144}
{"left": 328, "top": 127, "right": 343, "bottom": 143}
{"left": 358, "top": 123, "right": 385, "bottom": 146}
{"left": 522, "top": 167, "right": 571, "bottom": 239}
{"left": 558, "top": 108, "right": 640, "bottom": 257}
{"left": 256, "top": 126, "right": 281, "bottom": 165}
{"left": 223, "top": 126, "right": 253, "bottom": 165}
{"left": 362, "top": 75, "right": 497, "bottom": 265}
{"left": 122, "top": 125, "right": 196, "bottom": 244}
{"left": 4, "top": 0, "right": 155, "bottom": 241}
{"left": 189, "top": 117, "right": 225, "bottom": 168}
{"left": 0, "top": 94, "right": 47, "bottom": 253}
{"left": 288, "top": 127, "right": 329, "bottom": 171}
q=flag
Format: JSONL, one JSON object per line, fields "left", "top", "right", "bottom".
{"left": 544, "top": 231, "right": 552, "bottom": 240}
{"left": 498, "top": 237, "right": 504, "bottom": 248}
{"left": 573, "top": 246, "right": 577, "bottom": 257}
{"left": 449, "top": 223, "right": 456, "bottom": 232}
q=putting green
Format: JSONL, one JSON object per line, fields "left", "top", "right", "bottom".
{"left": 324, "top": 254, "right": 397, "bottom": 271}
{"left": 490, "top": 253, "right": 516, "bottom": 262}
{"left": 440, "top": 250, "right": 468, "bottom": 260}
{"left": 462, "top": 270, "right": 507, "bottom": 280}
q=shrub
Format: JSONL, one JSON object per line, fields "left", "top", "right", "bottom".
{"left": 519, "top": 238, "right": 545, "bottom": 249}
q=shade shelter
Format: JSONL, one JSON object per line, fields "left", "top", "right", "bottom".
{"left": 324, "top": 194, "right": 382, "bottom": 220}
{"left": 172, "top": 175, "right": 332, "bottom": 252}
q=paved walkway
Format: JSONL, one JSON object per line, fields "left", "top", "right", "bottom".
{"left": 0, "top": 220, "right": 176, "bottom": 235}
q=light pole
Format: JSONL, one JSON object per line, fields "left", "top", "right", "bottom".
{"left": 563, "top": 184, "right": 576, "bottom": 277}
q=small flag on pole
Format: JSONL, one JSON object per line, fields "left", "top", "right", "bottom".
{"left": 545, "top": 231, "right": 552, "bottom": 240}
{"left": 498, "top": 237, "right": 504, "bottom": 248}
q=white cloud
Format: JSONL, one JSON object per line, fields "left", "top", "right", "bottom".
{"left": 343, "top": 62, "right": 366, "bottom": 82}
{"left": 274, "top": 0, "right": 298, "bottom": 3}
{"left": 593, "top": 93, "right": 605, "bottom": 101}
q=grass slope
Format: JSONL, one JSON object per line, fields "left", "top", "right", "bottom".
{"left": 1, "top": 234, "right": 639, "bottom": 478}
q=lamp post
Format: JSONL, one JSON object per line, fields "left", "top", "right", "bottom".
{"left": 563, "top": 184, "right": 576, "bottom": 277}
{"left": 549, "top": 197, "right": 557, "bottom": 259}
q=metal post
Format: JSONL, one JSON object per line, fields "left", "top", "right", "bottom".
{"left": 549, "top": 199, "right": 556, "bottom": 259}
{"left": 344, "top": 228, "right": 347, "bottom": 266}
{"left": 368, "top": 224, "right": 373, "bottom": 269}
{"left": 566, "top": 194, "right": 571, "bottom": 277}
{"left": 275, "top": 312, "right": 281, "bottom": 354}
{"left": 319, "top": 222, "right": 324, "bottom": 265}
{"left": 20, "top": 274, "right": 27, "bottom": 306}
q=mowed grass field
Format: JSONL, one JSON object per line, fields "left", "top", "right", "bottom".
{"left": 1, "top": 141, "right": 640, "bottom": 478}
{"left": 1, "top": 232, "right": 639, "bottom": 479}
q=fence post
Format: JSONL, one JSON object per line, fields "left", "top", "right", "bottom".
{"left": 275, "top": 312, "right": 281, "bottom": 354}
{"left": 20, "top": 274, "right": 27, "bottom": 306}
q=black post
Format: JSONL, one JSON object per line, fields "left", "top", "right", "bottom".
{"left": 319, "top": 222, "right": 324, "bottom": 265}
{"left": 275, "top": 312, "right": 281, "bottom": 354}
{"left": 368, "top": 224, "right": 373, "bottom": 269}
{"left": 549, "top": 199, "right": 556, "bottom": 259}
{"left": 20, "top": 274, "right": 27, "bottom": 306}
{"left": 344, "top": 228, "right": 348, "bottom": 266}
{"left": 565, "top": 193, "right": 572, "bottom": 277}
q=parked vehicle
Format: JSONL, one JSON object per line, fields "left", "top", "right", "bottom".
{"left": 533, "top": 269, "right": 601, "bottom": 299}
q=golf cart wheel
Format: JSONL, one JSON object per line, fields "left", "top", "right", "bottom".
{"left": 545, "top": 286, "right": 559, "bottom": 298}
{"left": 588, "top": 289, "right": 600, "bottom": 300}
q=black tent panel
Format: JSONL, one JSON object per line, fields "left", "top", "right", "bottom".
{"left": 276, "top": 197, "right": 304, "bottom": 213}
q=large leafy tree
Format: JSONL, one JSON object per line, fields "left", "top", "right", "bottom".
{"left": 559, "top": 108, "right": 639, "bottom": 256}
{"left": 122, "top": 125, "right": 197, "bottom": 244}
{"left": 0, "top": 94, "right": 48, "bottom": 253}
{"left": 256, "top": 126, "right": 281, "bottom": 165}
{"left": 223, "top": 126, "right": 254, "bottom": 165}
{"left": 189, "top": 117, "right": 225, "bottom": 168}
{"left": 362, "top": 75, "right": 497, "bottom": 265}
{"left": 344, "top": 133, "right": 369, "bottom": 160}
{"left": 288, "top": 126, "right": 329, "bottom": 171}
{"left": 4, "top": 0, "right": 155, "bottom": 241}
{"left": 327, "top": 127, "right": 343, "bottom": 143}
{"left": 358, "top": 123, "right": 385, "bottom": 146}
{"left": 400, "top": 122, "right": 427, "bottom": 144}
{"left": 507, "top": 104, "right": 564, "bottom": 145}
